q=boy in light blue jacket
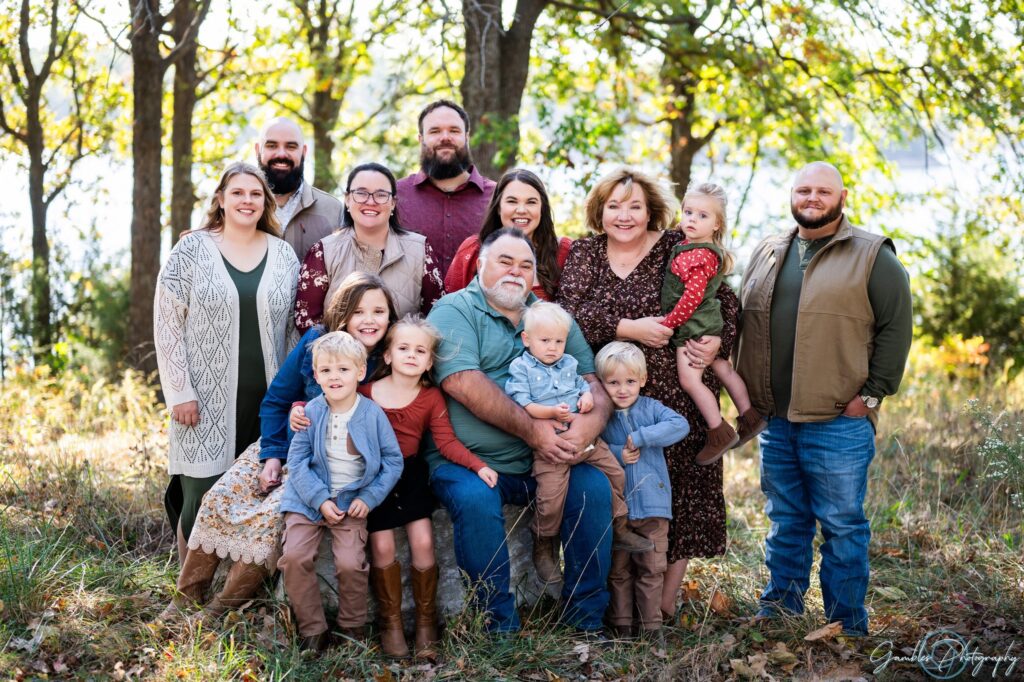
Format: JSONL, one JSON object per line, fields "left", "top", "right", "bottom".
{"left": 278, "top": 332, "right": 403, "bottom": 652}
{"left": 596, "top": 342, "right": 689, "bottom": 639}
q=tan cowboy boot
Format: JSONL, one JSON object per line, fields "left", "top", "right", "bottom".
{"left": 370, "top": 561, "right": 410, "bottom": 658}
{"left": 410, "top": 564, "right": 440, "bottom": 659}
{"left": 157, "top": 547, "right": 221, "bottom": 623}
{"left": 532, "top": 533, "right": 562, "bottom": 583}
{"left": 205, "top": 561, "right": 268, "bottom": 617}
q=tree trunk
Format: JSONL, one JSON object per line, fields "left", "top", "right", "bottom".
{"left": 26, "top": 85, "right": 52, "bottom": 362}
{"left": 170, "top": 0, "right": 199, "bottom": 245}
{"left": 310, "top": 88, "right": 341, "bottom": 192}
{"left": 460, "top": 0, "right": 547, "bottom": 179}
{"left": 127, "top": 0, "right": 167, "bottom": 372}
{"left": 663, "top": 71, "right": 712, "bottom": 202}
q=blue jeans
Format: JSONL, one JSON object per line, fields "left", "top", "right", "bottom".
{"left": 430, "top": 462, "right": 612, "bottom": 633}
{"left": 758, "top": 416, "right": 875, "bottom": 634}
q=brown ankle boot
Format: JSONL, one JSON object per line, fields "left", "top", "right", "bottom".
{"left": 532, "top": 533, "right": 562, "bottom": 583}
{"left": 734, "top": 408, "right": 767, "bottom": 448}
{"left": 370, "top": 561, "right": 409, "bottom": 658}
{"left": 695, "top": 421, "right": 739, "bottom": 466}
{"left": 410, "top": 564, "right": 440, "bottom": 659}
{"left": 612, "top": 516, "right": 655, "bottom": 553}
{"left": 206, "top": 561, "right": 268, "bottom": 616}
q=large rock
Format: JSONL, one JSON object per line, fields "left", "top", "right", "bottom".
{"left": 311, "top": 504, "right": 559, "bottom": 627}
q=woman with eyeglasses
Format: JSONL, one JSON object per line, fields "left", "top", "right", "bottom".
{"left": 294, "top": 162, "right": 444, "bottom": 331}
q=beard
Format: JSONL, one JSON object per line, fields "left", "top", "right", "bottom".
{"left": 420, "top": 142, "right": 472, "bottom": 180}
{"left": 482, "top": 275, "right": 529, "bottom": 310}
{"left": 791, "top": 199, "right": 844, "bottom": 230}
{"left": 261, "top": 156, "right": 305, "bottom": 195}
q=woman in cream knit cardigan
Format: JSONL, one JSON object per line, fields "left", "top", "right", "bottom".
{"left": 155, "top": 161, "right": 299, "bottom": 562}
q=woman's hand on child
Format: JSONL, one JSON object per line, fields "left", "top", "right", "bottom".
{"left": 577, "top": 393, "right": 594, "bottom": 414}
{"left": 289, "top": 404, "right": 310, "bottom": 432}
{"left": 258, "top": 458, "right": 283, "bottom": 492}
{"left": 172, "top": 400, "right": 199, "bottom": 427}
{"left": 477, "top": 467, "right": 499, "bottom": 488}
{"left": 626, "top": 317, "right": 673, "bottom": 348}
{"left": 683, "top": 335, "right": 721, "bottom": 368}
{"left": 347, "top": 499, "right": 369, "bottom": 518}
{"left": 622, "top": 435, "right": 640, "bottom": 464}
{"left": 320, "top": 499, "right": 346, "bottom": 524}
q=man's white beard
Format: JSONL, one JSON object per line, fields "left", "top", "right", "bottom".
{"left": 483, "top": 276, "right": 529, "bottom": 310}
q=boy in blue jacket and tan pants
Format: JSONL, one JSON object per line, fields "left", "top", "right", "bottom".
{"left": 597, "top": 342, "right": 690, "bottom": 638}
{"left": 279, "top": 332, "right": 403, "bottom": 651}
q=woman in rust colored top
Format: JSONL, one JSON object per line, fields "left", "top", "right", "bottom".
{"left": 445, "top": 168, "right": 572, "bottom": 300}
{"left": 557, "top": 167, "right": 739, "bottom": 624}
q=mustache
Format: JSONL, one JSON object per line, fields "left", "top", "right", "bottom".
{"left": 498, "top": 275, "right": 527, "bottom": 288}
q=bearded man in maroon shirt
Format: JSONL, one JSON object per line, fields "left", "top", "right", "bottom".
{"left": 396, "top": 100, "right": 497, "bottom": 277}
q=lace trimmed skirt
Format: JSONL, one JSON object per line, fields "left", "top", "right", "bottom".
{"left": 187, "top": 442, "right": 286, "bottom": 570}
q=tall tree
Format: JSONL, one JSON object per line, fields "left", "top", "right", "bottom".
{"left": 541, "top": 1, "right": 1024, "bottom": 204}
{"left": 125, "top": 0, "right": 210, "bottom": 371}
{"left": 250, "top": 0, "right": 423, "bottom": 192}
{"left": 460, "top": 0, "right": 549, "bottom": 179}
{"left": 0, "top": 0, "right": 111, "bottom": 364}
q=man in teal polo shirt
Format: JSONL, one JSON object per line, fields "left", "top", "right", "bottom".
{"left": 426, "top": 227, "right": 614, "bottom": 634}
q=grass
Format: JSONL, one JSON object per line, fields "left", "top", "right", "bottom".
{"left": 1, "top": 346, "right": 1023, "bottom": 680}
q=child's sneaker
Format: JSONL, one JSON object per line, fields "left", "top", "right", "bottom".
{"left": 733, "top": 408, "right": 767, "bottom": 449}
{"left": 532, "top": 533, "right": 562, "bottom": 583}
{"left": 612, "top": 516, "right": 655, "bottom": 553}
{"left": 695, "top": 422, "right": 739, "bottom": 466}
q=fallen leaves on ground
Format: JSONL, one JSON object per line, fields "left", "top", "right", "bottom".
{"left": 804, "top": 621, "right": 844, "bottom": 642}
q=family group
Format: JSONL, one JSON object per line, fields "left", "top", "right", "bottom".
{"left": 153, "top": 98, "right": 913, "bottom": 657}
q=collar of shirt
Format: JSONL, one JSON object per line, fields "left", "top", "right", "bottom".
{"left": 518, "top": 350, "right": 574, "bottom": 373}
{"left": 276, "top": 180, "right": 305, "bottom": 232}
{"left": 410, "top": 166, "right": 489, "bottom": 193}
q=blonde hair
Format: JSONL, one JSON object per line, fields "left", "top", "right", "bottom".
{"left": 595, "top": 341, "right": 648, "bottom": 382}
{"left": 373, "top": 314, "right": 444, "bottom": 385}
{"left": 682, "top": 182, "right": 735, "bottom": 276}
{"left": 311, "top": 331, "right": 367, "bottom": 369}
{"left": 584, "top": 166, "right": 679, "bottom": 234}
{"left": 522, "top": 301, "right": 572, "bottom": 334}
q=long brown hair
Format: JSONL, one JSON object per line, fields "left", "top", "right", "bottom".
{"left": 199, "top": 161, "right": 281, "bottom": 237}
{"left": 479, "top": 169, "right": 560, "bottom": 298}
{"left": 321, "top": 272, "right": 399, "bottom": 338}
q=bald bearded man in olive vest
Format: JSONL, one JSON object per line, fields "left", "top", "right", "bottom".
{"left": 734, "top": 162, "right": 912, "bottom": 635}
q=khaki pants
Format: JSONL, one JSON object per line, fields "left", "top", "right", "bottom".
{"left": 278, "top": 512, "right": 369, "bottom": 637}
{"left": 532, "top": 439, "right": 628, "bottom": 538}
{"left": 607, "top": 517, "right": 669, "bottom": 631}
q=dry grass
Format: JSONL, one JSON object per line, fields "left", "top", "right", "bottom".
{"left": 1, "top": 349, "right": 1023, "bottom": 680}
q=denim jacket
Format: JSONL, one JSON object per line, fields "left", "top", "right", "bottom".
{"left": 505, "top": 351, "right": 590, "bottom": 410}
{"left": 280, "top": 395, "right": 404, "bottom": 521}
{"left": 259, "top": 326, "right": 380, "bottom": 462}
{"left": 601, "top": 396, "right": 689, "bottom": 520}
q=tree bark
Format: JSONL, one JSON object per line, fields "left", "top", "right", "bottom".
{"left": 27, "top": 87, "right": 52, "bottom": 360}
{"left": 127, "top": 0, "right": 168, "bottom": 372}
{"left": 663, "top": 70, "right": 713, "bottom": 202}
{"left": 170, "top": 1, "right": 199, "bottom": 245}
{"left": 460, "top": 0, "right": 548, "bottom": 179}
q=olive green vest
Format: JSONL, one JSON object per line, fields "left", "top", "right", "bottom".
{"left": 660, "top": 240, "right": 727, "bottom": 345}
{"left": 734, "top": 217, "right": 892, "bottom": 423}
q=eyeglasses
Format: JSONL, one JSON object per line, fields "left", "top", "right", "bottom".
{"left": 347, "top": 189, "right": 393, "bottom": 204}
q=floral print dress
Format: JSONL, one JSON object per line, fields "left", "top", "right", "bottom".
{"left": 557, "top": 231, "right": 739, "bottom": 561}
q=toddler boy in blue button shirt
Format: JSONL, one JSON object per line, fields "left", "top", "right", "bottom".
{"left": 505, "top": 301, "right": 654, "bottom": 584}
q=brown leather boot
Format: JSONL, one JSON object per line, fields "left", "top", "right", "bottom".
{"left": 695, "top": 421, "right": 739, "bottom": 466}
{"left": 734, "top": 408, "right": 767, "bottom": 449}
{"left": 206, "top": 561, "right": 268, "bottom": 616}
{"left": 532, "top": 533, "right": 562, "bottom": 583}
{"left": 299, "top": 631, "right": 330, "bottom": 652}
{"left": 336, "top": 625, "right": 367, "bottom": 644}
{"left": 410, "top": 564, "right": 440, "bottom": 659}
{"left": 370, "top": 561, "right": 409, "bottom": 658}
{"left": 612, "top": 516, "right": 655, "bottom": 553}
{"left": 175, "top": 547, "right": 221, "bottom": 605}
